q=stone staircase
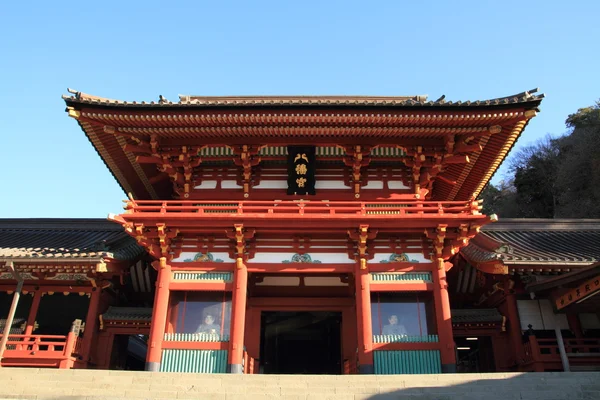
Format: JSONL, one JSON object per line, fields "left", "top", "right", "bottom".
{"left": 0, "top": 368, "right": 599, "bottom": 400}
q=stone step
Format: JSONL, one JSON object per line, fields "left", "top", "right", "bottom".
{"left": 0, "top": 368, "right": 598, "bottom": 399}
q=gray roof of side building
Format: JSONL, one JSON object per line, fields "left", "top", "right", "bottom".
{"left": 462, "top": 219, "right": 600, "bottom": 265}
{"left": 0, "top": 219, "right": 144, "bottom": 261}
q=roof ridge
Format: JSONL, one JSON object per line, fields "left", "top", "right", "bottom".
{"left": 63, "top": 89, "right": 544, "bottom": 108}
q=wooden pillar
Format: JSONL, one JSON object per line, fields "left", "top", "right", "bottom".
{"left": 432, "top": 259, "right": 456, "bottom": 373}
{"left": 355, "top": 259, "right": 373, "bottom": 374}
{"left": 0, "top": 262, "right": 23, "bottom": 368}
{"left": 24, "top": 291, "right": 42, "bottom": 336}
{"left": 146, "top": 258, "right": 171, "bottom": 372}
{"left": 228, "top": 258, "right": 248, "bottom": 373}
{"left": 504, "top": 292, "right": 524, "bottom": 367}
{"left": 567, "top": 314, "right": 584, "bottom": 338}
{"left": 80, "top": 287, "right": 101, "bottom": 365}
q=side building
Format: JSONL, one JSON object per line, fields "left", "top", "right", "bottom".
{"left": 0, "top": 219, "right": 149, "bottom": 369}
{"left": 454, "top": 218, "right": 600, "bottom": 372}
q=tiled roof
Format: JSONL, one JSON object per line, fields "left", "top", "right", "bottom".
{"left": 63, "top": 89, "right": 543, "bottom": 202}
{"left": 462, "top": 219, "right": 600, "bottom": 265}
{"left": 63, "top": 89, "right": 544, "bottom": 109}
{"left": 451, "top": 308, "right": 503, "bottom": 324}
{"left": 526, "top": 262, "right": 600, "bottom": 293}
{"left": 102, "top": 306, "right": 152, "bottom": 321}
{"left": 0, "top": 219, "right": 144, "bottom": 261}
{"left": 0, "top": 318, "right": 26, "bottom": 334}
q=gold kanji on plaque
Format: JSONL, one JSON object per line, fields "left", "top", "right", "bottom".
{"left": 295, "top": 164, "right": 307, "bottom": 175}
{"left": 294, "top": 153, "right": 309, "bottom": 163}
{"left": 296, "top": 177, "right": 307, "bottom": 187}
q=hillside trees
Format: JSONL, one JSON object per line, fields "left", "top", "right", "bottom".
{"left": 479, "top": 100, "right": 600, "bottom": 218}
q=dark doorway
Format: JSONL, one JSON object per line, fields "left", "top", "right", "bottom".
{"left": 455, "top": 336, "right": 496, "bottom": 373}
{"left": 110, "top": 335, "right": 147, "bottom": 371}
{"left": 260, "top": 311, "right": 342, "bottom": 374}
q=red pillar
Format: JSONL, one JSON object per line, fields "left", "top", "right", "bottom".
{"left": 433, "top": 259, "right": 456, "bottom": 372}
{"left": 146, "top": 258, "right": 171, "bottom": 372}
{"left": 80, "top": 287, "right": 101, "bottom": 365}
{"left": 228, "top": 258, "right": 248, "bottom": 373}
{"left": 504, "top": 292, "right": 524, "bottom": 367}
{"left": 355, "top": 260, "right": 373, "bottom": 374}
{"left": 24, "top": 291, "right": 41, "bottom": 336}
{"left": 567, "top": 314, "right": 584, "bottom": 338}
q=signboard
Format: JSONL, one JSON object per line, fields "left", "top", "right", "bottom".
{"left": 287, "top": 146, "right": 316, "bottom": 195}
{"left": 555, "top": 274, "right": 600, "bottom": 310}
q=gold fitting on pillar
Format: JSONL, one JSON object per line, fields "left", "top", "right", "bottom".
{"left": 236, "top": 257, "right": 244, "bottom": 269}
{"left": 159, "top": 257, "right": 167, "bottom": 269}
{"left": 360, "top": 258, "right": 367, "bottom": 270}
{"left": 437, "top": 258, "right": 445, "bottom": 270}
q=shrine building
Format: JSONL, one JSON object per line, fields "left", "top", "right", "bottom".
{"left": 5, "top": 89, "right": 595, "bottom": 375}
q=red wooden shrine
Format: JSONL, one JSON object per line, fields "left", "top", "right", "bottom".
{"left": 1, "top": 89, "right": 552, "bottom": 374}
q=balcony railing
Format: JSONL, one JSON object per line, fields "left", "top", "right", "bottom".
{"left": 0, "top": 332, "right": 79, "bottom": 368}
{"left": 122, "top": 199, "right": 484, "bottom": 218}
{"left": 522, "top": 336, "right": 600, "bottom": 372}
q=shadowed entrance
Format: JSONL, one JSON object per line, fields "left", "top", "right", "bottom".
{"left": 260, "top": 311, "right": 342, "bottom": 374}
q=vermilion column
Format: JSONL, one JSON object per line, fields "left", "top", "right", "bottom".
{"left": 81, "top": 287, "right": 101, "bottom": 364}
{"left": 504, "top": 292, "right": 524, "bottom": 365}
{"left": 433, "top": 259, "right": 456, "bottom": 372}
{"left": 355, "top": 260, "right": 373, "bottom": 374}
{"left": 24, "top": 291, "right": 42, "bottom": 335}
{"left": 146, "top": 258, "right": 171, "bottom": 372}
{"left": 228, "top": 258, "right": 248, "bottom": 373}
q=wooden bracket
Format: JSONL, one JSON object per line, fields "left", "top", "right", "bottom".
{"left": 233, "top": 145, "right": 261, "bottom": 198}
{"left": 348, "top": 224, "right": 377, "bottom": 268}
{"left": 226, "top": 224, "right": 256, "bottom": 265}
{"left": 343, "top": 145, "right": 372, "bottom": 199}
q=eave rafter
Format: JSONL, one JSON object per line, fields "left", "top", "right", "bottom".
{"left": 401, "top": 124, "right": 501, "bottom": 198}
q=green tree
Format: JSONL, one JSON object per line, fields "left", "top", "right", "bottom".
{"left": 480, "top": 100, "right": 600, "bottom": 219}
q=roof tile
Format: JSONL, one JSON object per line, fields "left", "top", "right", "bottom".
{"left": 0, "top": 219, "right": 144, "bottom": 261}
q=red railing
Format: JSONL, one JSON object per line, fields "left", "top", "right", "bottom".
{"left": 122, "top": 199, "right": 483, "bottom": 217}
{"left": 522, "top": 336, "right": 600, "bottom": 372}
{"left": 343, "top": 358, "right": 359, "bottom": 374}
{"left": 243, "top": 350, "right": 258, "bottom": 374}
{"left": 0, "top": 332, "right": 78, "bottom": 368}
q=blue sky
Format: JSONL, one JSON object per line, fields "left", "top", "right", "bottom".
{"left": 1, "top": 1, "right": 599, "bottom": 218}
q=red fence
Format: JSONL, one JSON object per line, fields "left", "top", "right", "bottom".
{"left": 522, "top": 336, "right": 600, "bottom": 372}
{"left": 0, "top": 333, "right": 79, "bottom": 369}
{"left": 122, "top": 199, "right": 483, "bottom": 217}
{"left": 243, "top": 350, "right": 258, "bottom": 374}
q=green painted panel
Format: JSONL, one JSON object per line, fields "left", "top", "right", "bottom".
{"left": 172, "top": 272, "right": 233, "bottom": 282}
{"left": 197, "top": 146, "right": 405, "bottom": 160}
{"left": 371, "top": 272, "right": 432, "bottom": 282}
{"left": 164, "top": 333, "right": 230, "bottom": 342}
{"left": 374, "top": 350, "right": 441, "bottom": 374}
{"left": 372, "top": 334, "right": 438, "bottom": 343}
{"left": 160, "top": 349, "right": 228, "bottom": 373}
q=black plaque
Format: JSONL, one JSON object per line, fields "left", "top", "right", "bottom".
{"left": 287, "top": 146, "right": 316, "bottom": 195}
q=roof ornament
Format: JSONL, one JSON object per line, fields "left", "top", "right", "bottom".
{"left": 158, "top": 95, "right": 169, "bottom": 104}
{"left": 434, "top": 95, "right": 446, "bottom": 103}
{"left": 67, "top": 88, "right": 81, "bottom": 99}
